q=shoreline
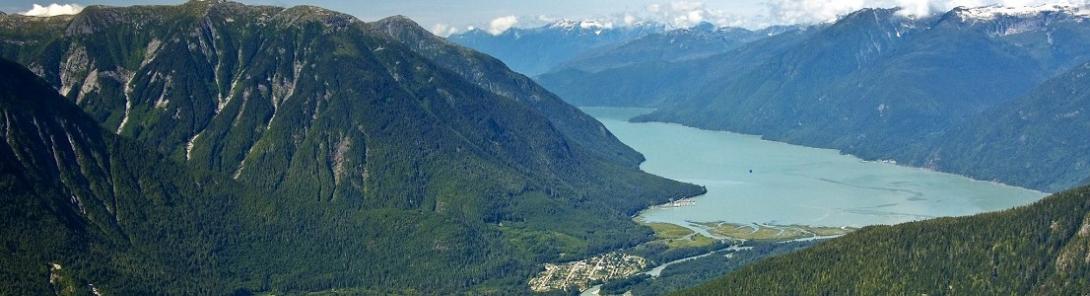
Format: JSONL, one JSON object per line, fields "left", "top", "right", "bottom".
{"left": 582, "top": 106, "right": 1046, "bottom": 195}
{"left": 566, "top": 106, "right": 1047, "bottom": 295}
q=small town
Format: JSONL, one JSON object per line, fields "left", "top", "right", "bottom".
{"left": 528, "top": 252, "right": 648, "bottom": 292}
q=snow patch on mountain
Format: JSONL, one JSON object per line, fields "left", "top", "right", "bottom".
{"left": 546, "top": 19, "right": 618, "bottom": 31}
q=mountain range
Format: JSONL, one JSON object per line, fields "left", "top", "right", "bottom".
{"left": 0, "top": 1, "right": 701, "bottom": 294}
{"left": 554, "top": 23, "right": 798, "bottom": 73}
{"left": 536, "top": 24, "right": 810, "bottom": 107}
{"left": 448, "top": 20, "right": 665, "bottom": 76}
{"left": 524, "top": 5, "right": 1090, "bottom": 192}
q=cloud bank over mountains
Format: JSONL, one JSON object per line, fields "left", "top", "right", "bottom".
{"left": 20, "top": 3, "right": 82, "bottom": 17}
{"left": 487, "top": 15, "right": 520, "bottom": 35}
{"left": 440, "top": 0, "right": 1090, "bottom": 36}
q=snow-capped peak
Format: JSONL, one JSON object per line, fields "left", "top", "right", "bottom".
{"left": 955, "top": 4, "right": 1090, "bottom": 21}
{"left": 545, "top": 19, "right": 616, "bottom": 30}
{"left": 546, "top": 19, "right": 578, "bottom": 29}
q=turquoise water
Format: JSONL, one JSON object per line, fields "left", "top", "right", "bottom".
{"left": 586, "top": 107, "right": 1047, "bottom": 228}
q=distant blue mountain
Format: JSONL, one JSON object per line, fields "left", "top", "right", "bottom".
{"left": 448, "top": 20, "right": 665, "bottom": 75}
{"left": 559, "top": 22, "right": 800, "bottom": 72}
{"left": 537, "top": 23, "right": 805, "bottom": 106}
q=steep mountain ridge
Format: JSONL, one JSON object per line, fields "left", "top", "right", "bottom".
{"left": 368, "top": 16, "right": 643, "bottom": 166}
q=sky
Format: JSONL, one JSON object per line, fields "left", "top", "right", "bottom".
{"left": 4, "top": 0, "right": 1090, "bottom": 36}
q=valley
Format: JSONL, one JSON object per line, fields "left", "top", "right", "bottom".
{"left": 448, "top": 8, "right": 1090, "bottom": 292}
{"left": 525, "top": 107, "right": 1047, "bottom": 294}
{"left": 4, "top": 1, "right": 1090, "bottom": 295}
{"left": 589, "top": 107, "right": 1045, "bottom": 229}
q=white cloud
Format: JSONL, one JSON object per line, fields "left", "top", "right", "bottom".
{"left": 889, "top": 0, "right": 990, "bottom": 17}
{"left": 431, "top": 23, "right": 459, "bottom": 37}
{"left": 893, "top": 0, "right": 940, "bottom": 17}
{"left": 766, "top": 0, "right": 867, "bottom": 25}
{"left": 670, "top": 1, "right": 705, "bottom": 12}
{"left": 644, "top": 1, "right": 742, "bottom": 28}
{"left": 21, "top": 3, "right": 83, "bottom": 17}
{"left": 487, "top": 15, "right": 518, "bottom": 35}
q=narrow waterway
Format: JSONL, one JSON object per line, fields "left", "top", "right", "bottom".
{"left": 585, "top": 107, "right": 1046, "bottom": 230}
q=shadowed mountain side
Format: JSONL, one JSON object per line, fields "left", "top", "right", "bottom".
{"left": 0, "top": 57, "right": 250, "bottom": 295}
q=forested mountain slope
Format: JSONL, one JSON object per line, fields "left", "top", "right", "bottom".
{"left": 634, "top": 7, "right": 1072, "bottom": 151}
{"left": 368, "top": 16, "right": 643, "bottom": 165}
{"left": 0, "top": 57, "right": 250, "bottom": 295}
{"left": 677, "top": 185, "right": 1090, "bottom": 295}
{"left": 0, "top": 1, "right": 702, "bottom": 294}
{"left": 912, "top": 61, "right": 1090, "bottom": 192}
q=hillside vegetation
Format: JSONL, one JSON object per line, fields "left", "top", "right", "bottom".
{"left": 677, "top": 186, "right": 1090, "bottom": 295}
{"left": 0, "top": 57, "right": 254, "bottom": 295}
